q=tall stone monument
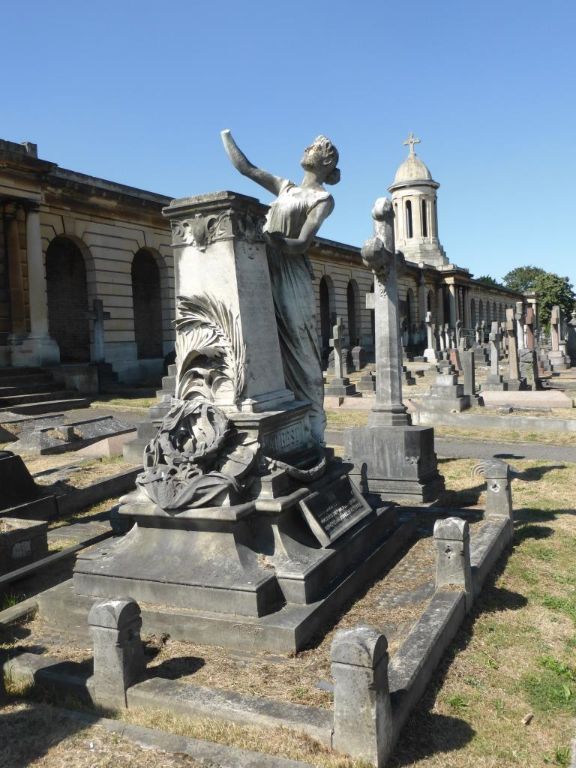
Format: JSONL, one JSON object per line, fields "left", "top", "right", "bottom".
{"left": 72, "top": 132, "right": 405, "bottom": 652}
{"left": 504, "top": 307, "right": 525, "bottom": 390}
{"left": 548, "top": 305, "right": 570, "bottom": 370}
{"left": 423, "top": 311, "right": 438, "bottom": 362}
{"left": 482, "top": 321, "right": 507, "bottom": 391}
{"left": 567, "top": 311, "right": 576, "bottom": 366}
{"left": 344, "top": 198, "right": 444, "bottom": 502}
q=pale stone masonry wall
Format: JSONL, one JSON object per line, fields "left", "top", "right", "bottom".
{"left": 39, "top": 203, "right": 174, "bottom": 381}
{"left": 0, "top": 138, "right": 526, "bottom": 381}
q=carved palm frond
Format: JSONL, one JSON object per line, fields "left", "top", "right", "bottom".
{"left": 175, "top": 295, "right": 246, "bottom": 402}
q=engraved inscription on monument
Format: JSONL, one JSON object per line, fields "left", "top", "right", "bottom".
{"left": 299, "top": 476, "right": 373, "bottom": 546}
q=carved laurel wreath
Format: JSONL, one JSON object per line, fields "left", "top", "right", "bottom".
{"left": 174, "top": 294, "right": 246, "bottom": 404}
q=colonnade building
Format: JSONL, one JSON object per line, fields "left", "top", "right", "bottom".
{"left": 0, "top": 136, "right": 523, "bottom": 383}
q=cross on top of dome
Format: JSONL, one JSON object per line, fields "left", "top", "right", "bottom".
{"left": 403, "top": 133, "right": 421, "bottom": 156}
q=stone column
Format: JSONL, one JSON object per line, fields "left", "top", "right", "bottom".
{"left": 474, "top": 458, "right": 514, "bottom": 544}
{"left": 448, "top": 282, "right": 457, "bottom": 327}
{"left": 505, "top": 307, "right": 522, "bottom": 388}
{"left": 434, "top": 517, "right": 473, "bottom": 610}
{"left": 5, "top": 206, "right": 26, "bottom": 340}
{"left": 11, "top": 204, "right": 60, "bottom": 366}
{"left": 331, "top": 625, "right": 393, "bottom": 766}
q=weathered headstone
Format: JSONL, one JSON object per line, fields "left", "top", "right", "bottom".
{"left": 344, "top": 197, "right": 444, "bottom": 502}
{"left": 423, "top": 311, "right": 437, "bottom": 363}
{"left": 85, "top": 299, "right": 111, "bottom": 364}
{"left": 325, "top": 317, "right": 357, "bottom": 397}
{"left": 482, "top": 321, "right": 507, "bottom": 391}
{"left": 515, "top": 301, "right": 525, "bottom": 349}
{"left": 504, "top": 307, "right": 525, "bottom": 390}
{"left": 460, "top": 349, "right": 476, "bottom": 399}
{"left": 548, "top": 305, "right": 570, "bottom": 370}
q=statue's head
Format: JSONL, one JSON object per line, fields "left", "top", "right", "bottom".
{"left": 301, "top": 136, "right": 340, "bottom": 184}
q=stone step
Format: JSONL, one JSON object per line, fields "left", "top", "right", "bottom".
{"left": 0, "top": 366, "right": 48, "bottom": 378}
{"left": 0, "top": 372, "right": 54, "bottom": 387}
{"left": 0, "top": 389, "right": 79, "bottom": 406}
{"left": 0, "top": 382, "right": 63, "bottom": 396}
{"left": 0, "top": 397, "right": 91, "bottom": 415}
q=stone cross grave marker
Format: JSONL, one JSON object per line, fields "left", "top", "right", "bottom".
{"left": 86, "top": 299, "right": 111, "bottom": 363}
{"left": 329, "top": 316, "right": 345, "bottom": 379}
{"left": 489, "top": 321, "right": 501, "bottom": 377}
{"left": 505, "top": 307, "right": 520, "bottom": 382}
{"left": 443, "top": 323, "right": 451, "bottom": 351}
{"left": 551, "top": 305, "right": 561, "bottom": 351}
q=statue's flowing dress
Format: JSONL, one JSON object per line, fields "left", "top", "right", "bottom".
{"left": 264, "top": 180, "right": 333, "bottom": 444}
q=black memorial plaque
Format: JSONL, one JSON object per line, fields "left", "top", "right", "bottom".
{"left": 299, "top": 475, "right": 372, "bottom": 546}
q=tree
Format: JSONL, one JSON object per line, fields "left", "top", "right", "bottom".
{"left": 531, "top": 272, "right": 575, "bottom": 327}
{"left": 502, "top": 266, "right": 546, "bottom": 293}
{"left": 475, "top": 274, "right": 501, "bottom": 287}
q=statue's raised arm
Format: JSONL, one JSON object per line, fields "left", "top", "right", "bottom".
{"left": 219, "top": 129, "right": 341, "bottom": 445}
{"left": 221, "top": 130, "right": 284, "bottom": 197}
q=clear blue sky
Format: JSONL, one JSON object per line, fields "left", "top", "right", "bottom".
{"left": 2, "top": 0, "right": 574, "bottom": 284}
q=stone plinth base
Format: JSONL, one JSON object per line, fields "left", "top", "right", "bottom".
{"left": 324, "top": 378, "right": 357, "bottom": 397}
{"left": 504, "top": 378, "right": 528, "bottom": 391}
{"left": 70, "top": 459, "right": 408, "bottom": 651}
{"left": 481, "top": 374, "right": 508, "bottom": 392}
{"left": 42, "top": 515, "right": 414, "bottom": 653}
{"left": 11, "top": 335, "right": 60, "bottom": 367}
{"left": 343, "top": 425, "right": 445, "bottom": 503}
{"left": 548, "top": 351, "right": 570, "bottom": 371}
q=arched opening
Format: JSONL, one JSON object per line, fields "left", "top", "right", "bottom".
{"left": 405, "top": 200, "right": 413, "bottom": 239}
{"left": 470, "top": 299, "right": 476, "bottom": 327}
{"left": 132, "top": 249, "right": 163, "bottom": 359}
{"left": 427, "top": 289, "right": 434, "bottom": 315}
{"left": 421, "top": 199, "right": 428, "bottom": 237}
{"left": 46, "top": 237, "right": 90, "bottom": 362}
{"left": 347, "top": 280, "right": 360, "bottom": 347}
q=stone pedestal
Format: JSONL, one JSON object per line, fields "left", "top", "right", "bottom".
{"left": 421, "top": 372, "right": 471, "bottom": 413}
{"left": 482, "top": 374, "right": 508, "bottom": 391}
{"left": 165, "top": 192, "right": 294, "bottom": 413}
{"left": 344, "top": 425, "right": 444, "bottom": 502}
{"left": 548, "top": 350, "right": 570, "bottom": 371}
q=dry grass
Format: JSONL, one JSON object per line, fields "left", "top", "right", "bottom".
{"left": 389, "top": 458, "right": 576, "bottom": 767}
{"left": 0, "top": 702, "right": 205, "bottom": 767}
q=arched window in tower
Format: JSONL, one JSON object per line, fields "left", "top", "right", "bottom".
{"left": 421, "top": 199, "right": 428, "bottom": 237}
{"left": 405, "top": 200, "right": 413, "bottom": 239}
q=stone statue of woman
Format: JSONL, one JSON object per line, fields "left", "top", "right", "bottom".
{"left": 221, "top": 129, "right": 340, "bottom": 444}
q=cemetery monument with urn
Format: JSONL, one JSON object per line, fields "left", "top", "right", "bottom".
{"left": 72, "top": 131, "right": 407, "bottom": 652}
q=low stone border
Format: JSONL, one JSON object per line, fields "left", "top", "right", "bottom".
{"left": 2, "top": 459, "right": 515, "bottom": 767}
{"left": 55, "top": 467, "right": 139, "bottom": 517}
{"left": 49, "top": 705, "right": 314, "bottom": 768}
{"left": 0, "top": 530, "right": 112, "bottom": 594}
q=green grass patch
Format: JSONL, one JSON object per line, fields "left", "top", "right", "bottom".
{"left": 522, "top": 655, "right": 576, "bottom": 713}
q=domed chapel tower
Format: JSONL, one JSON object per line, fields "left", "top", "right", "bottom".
{"left": 388, "top": 133, "right": 448, "bottom": 267}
